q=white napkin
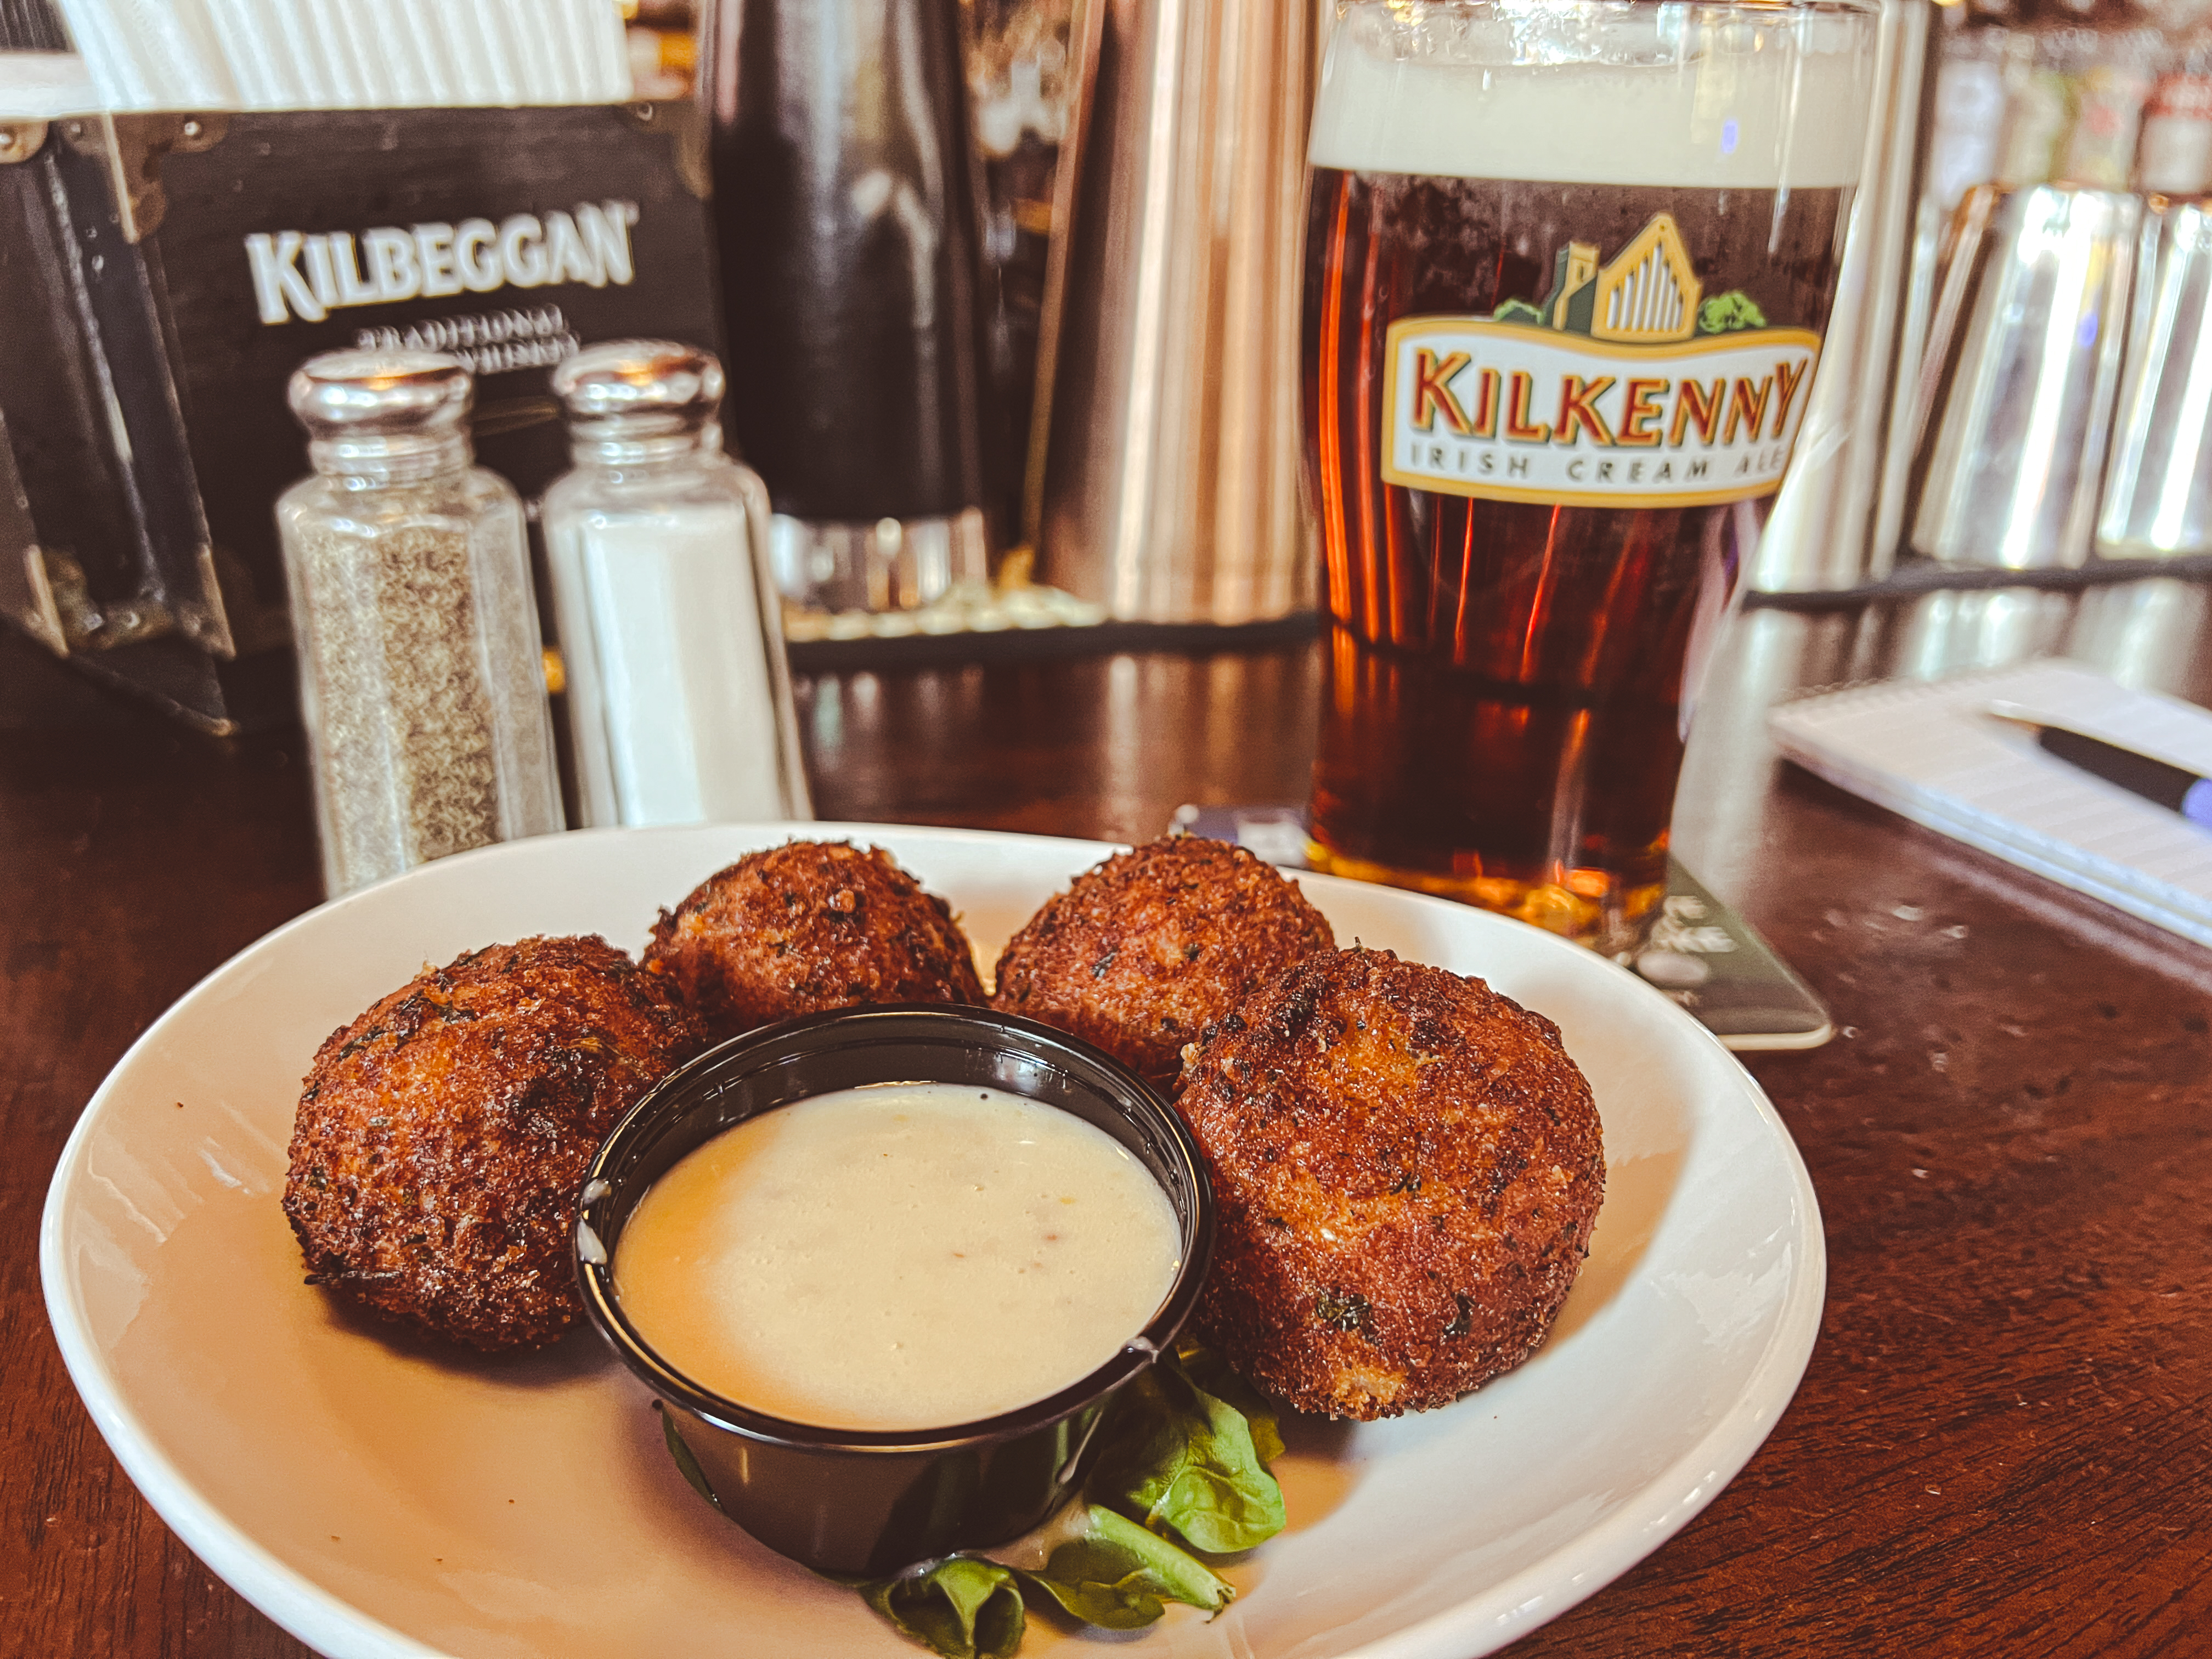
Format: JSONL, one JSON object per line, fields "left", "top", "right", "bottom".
{"left": 55, "top": 0, "right": 238, "bottom": 109}
{"left": 1770, "top": 658, "right": 2212, "bottom": 946}
{"left": 55, "top": 0, "right": 633, "bottom": 111}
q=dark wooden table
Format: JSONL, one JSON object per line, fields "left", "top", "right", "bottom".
{"left": 5, "top": 599, "right": 2210, "bottom": 1658}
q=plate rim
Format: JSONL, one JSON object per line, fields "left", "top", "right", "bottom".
{"left": 40, "top": 821, "right": 1826, "bottom": 1659}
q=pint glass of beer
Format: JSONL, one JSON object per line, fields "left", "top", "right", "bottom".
{"left": 1302, "top": 0, "right": 1875, "bottom": 955}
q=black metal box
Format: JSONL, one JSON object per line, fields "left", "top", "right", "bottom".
{"left": 0, "top": 101, "right": 719, "bottom": 730}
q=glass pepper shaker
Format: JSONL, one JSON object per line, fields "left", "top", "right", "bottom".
{"left": 541, "top": 340, "right": 811, "bottom": 828}
{"left": 276, "top": 349, "right": 563, "bottom": 897}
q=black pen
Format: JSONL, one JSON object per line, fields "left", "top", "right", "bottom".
{"left": 1988, "top": 701, "right": 2212, "bottom": 828}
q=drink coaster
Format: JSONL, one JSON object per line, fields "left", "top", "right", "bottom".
{"left": 1168, "top": 804, "right": 1832, "bottom": 1052}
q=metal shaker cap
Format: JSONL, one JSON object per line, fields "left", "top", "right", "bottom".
{"left": 288, "top": 350, "right": 475, "bottom": 478}
{"left": 552, "top": 340, "right": 725, "bottom": 443}
{"left": 288, "top": 349, "right": 473, "bottom": 435}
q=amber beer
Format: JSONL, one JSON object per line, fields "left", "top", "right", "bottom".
{"left": 1302, "top": 1, "right": 1872, "bottom": 954}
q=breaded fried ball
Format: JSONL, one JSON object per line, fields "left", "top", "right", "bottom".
{"left": 1175, "top": 947, "right": 1604, "bottom": 1419}
{"left": 643, "top": 840, "right": 985, "bottom": 1043}
{"left": 283, "top": 935, "right": 704, "bottom": 1352}
{"left": 991, "top": 836, "right": 1334, "bottom": 1086}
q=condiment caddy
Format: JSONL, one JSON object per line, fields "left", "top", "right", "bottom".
{"left": 0, "top": 0, "right": 720, "bottom": 733}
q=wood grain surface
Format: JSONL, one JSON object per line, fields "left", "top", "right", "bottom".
{"left": 4, "top": 617, "right": 2209, "bottom": 1657}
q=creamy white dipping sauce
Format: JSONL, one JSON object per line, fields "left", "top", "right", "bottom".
{"left": 614, "top": 1083, "right": 1183, "bottom": 1431}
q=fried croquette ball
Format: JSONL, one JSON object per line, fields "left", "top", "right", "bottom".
{"left": 643, "top": 840, "right": 985, "bottom": 1042}
{"left": 1174, "top": 947, "right": 1604, "bottom": 1419}
{"left": 282, "top": 935, "right": 704, "bottom": 1352}
{"left": 991, "top": 836, "right": 1335, "bottom": 1085}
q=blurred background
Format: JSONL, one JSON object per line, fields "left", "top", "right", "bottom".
{"left": 10, "top": 0, "right": 2212, "bottom": 848}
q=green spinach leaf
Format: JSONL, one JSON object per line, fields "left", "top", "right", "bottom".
{"left": 1090, "top": 1350, "right": 1286, "bottom": 1554}
{"left": 1020, "top": 1505, "right": 1234, "bottom": 1627}
{"left": 858, "top": 1558, "right": 1026, "bottom": 1659}
{"left": 1172, "top": 1337, "right": 1288, "bottom": 1468}
{"left": 657, "top": 1339, "right": 1289, "bottom": 1656}
{"left": 654, "top": 1404, "right": 729, "bottom": 1517}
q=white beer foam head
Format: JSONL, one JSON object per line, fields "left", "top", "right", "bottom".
{"left": 1310, "top": 2, "right": 1874, "bottom": 189}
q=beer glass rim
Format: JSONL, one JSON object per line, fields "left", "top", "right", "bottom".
{"left": 1329, "top": 0, "right": 1879, "bottom": 15}
{"left": 1320, "top": 0, "right": 1882, "bottom": 92}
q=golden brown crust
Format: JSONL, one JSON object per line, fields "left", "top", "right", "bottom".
{"left": 990, "top": 836, "right": 1335, "bottom": 1085}
{"left": 1173, "top": 947, "right": 1604, "bottom": 1419}
{"left": 641, "top": 840, "right": 985, "bottom": 1043}
{"left": 281, "top": 935, "right": 704, "bottom": 1352}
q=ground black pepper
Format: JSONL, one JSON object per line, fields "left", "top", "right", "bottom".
{"left": 278, "top": 351, "right": 561, "bottom": 894}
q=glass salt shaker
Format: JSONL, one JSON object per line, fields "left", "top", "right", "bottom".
{"left": 540, "top": 340, "right": 811, "bottom": 828}
{"left": 276, "top": 349, "right": 563, "bottom": 897}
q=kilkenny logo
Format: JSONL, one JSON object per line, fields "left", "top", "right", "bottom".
{"left": 1379, "top": 212, "right": 1819, "bottom": 511}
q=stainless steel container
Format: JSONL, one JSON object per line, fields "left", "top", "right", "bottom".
{"left": 1909, "top": 183, "right": 2140, "bottom": 571}
{"left": 1028, "top": 0, "right": 1315, "bottom": 624}
{"left": 1751, "top": 0, "right": 1931, "bottom": 593}
{"left": 769, "top": 508, "right": 990, "bottom": 614}
{"left": 2097, "top": 196, "right": 2212, "bottom": 560}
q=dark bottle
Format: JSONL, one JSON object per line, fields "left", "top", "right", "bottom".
{"left": 700, "top": 0, "right": 998, "bottom": 596}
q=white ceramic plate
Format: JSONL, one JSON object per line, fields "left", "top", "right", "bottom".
{"left": 43, "top": 823, "right": 1823, "bottom": 1659}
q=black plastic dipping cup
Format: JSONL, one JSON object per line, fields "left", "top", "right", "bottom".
{"left": 573, "top": 1005, "right": 1216, "bottom": 1577}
